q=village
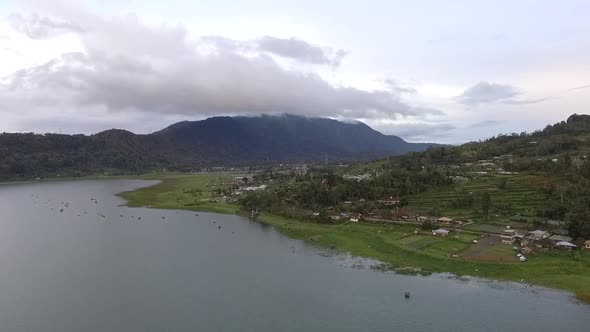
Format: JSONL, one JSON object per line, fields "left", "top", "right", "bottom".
{"left": 218, "top": 156, "right": 590, "bottom": 265}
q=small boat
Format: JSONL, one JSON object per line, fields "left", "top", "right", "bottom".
{"left": 404, "top": 292, "right": 410, "bottom": 299}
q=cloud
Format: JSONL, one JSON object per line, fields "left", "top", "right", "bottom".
{"left": 2, "top": 51, "right": 436, "bottom": 119}
{"left": 456, "top": 82, "right": 518, "bottom": 105}
{"left": 7, "top": 13, "right": 83, "bottom": 39}
{"left": 383, "top": 78, "right": 417, "bottom": 94}
{"left": 568, "top": 84, "right": 590, "bottom": 92}
{"left": 456, "top": 81, "right": 544, "bottom": 106}
{"left": 0, "top": 9, "right": 442, "bottom": 128}
{"left": 256, "top": 36, "right": 347, "bottom": 67}
{"left": 468, "top": 120, "right": 504, "bottom": 128}
{"left": 200, "top": 35, "right": 347, "bottom": 67}
{"left": 370, "top": 121, "right": 455, "bottom": 141}
{"left": 500, "top": 98, "right": 546, "bottom": 105}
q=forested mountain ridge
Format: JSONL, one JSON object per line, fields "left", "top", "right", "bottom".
{"left": 0, "top": 114, "right": 438, "bottom": 179}
{"left": 388, "top": 113, "right": 590, "bottom": 171}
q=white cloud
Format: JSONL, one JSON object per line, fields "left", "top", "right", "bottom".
{"left": 7, "top": 12, "right": 83, "bottom": 39}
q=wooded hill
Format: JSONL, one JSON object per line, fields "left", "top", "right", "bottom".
{"left": 0, "top": 114, "right": 438, "bottom": 180}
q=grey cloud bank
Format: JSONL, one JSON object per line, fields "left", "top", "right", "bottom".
{"left": 2, "top": 0, "right": 589, "bottom": 143}
{"left": 256, "top": 36, "right": 347, "bottom": 67}
{"left": 457, "top": 82, "right": 520, "bottom": 105}
{"left": 457, "top": 81, "right": 546, "bottom": 106}
{"left": 0, "top": 10, "right": 439, "bottom": 129}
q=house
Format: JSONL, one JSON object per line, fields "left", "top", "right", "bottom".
{"left": 437, "top": 217, "right": 453, "bottom": 224}
{"left": 556, "top": 241, "right": 577, "bottom": 250}
{"left": 312, "top": 212, "right": 320, "bottom": 217}
{"left": 377, "top": 197, "right": 400, "bottom": 206}
{"left": 584, "top": 240, "right": 590, "bottom": 250}
{"left": 432, "top": 228, "right": 450, "bottom": 237}
{"left": 529, "top": 230, "right": 549, "bottom": 240}
{"left": 417, "top": 216, "right": 429, "bottom": 222}
{"left": 343, "top": 173, "right": 371, "bottom": 182}
{"left": 391, "top": 210, "right": 410, "bottom": 220}
{"left": 501, "top": 227, "right": 518, "bottom": 245}
{"left": 242, "top": 185, "right": 267, "bottom": 191}
{"left": 349, "top": 213, "right": 362, "bottom": 222}
{"left": 548, "top": 234, "right": 573, "bottom": 243}
{"left": 536, "top": 238, "right": 555, "bottom": 249}
{"left": 521, "top": 247, "right": 533, "bottom": 255}
{"left": 478, "top": 162, "right": 496, "bottom": 168}
{"left": 450, "top": 176, "right": 469, "bottom": 183}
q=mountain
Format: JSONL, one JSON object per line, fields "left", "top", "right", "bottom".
{"left": 151, "top": 114, "right": 438, "bottom": 163}
{"left": 0, "top": 114, "right": 439, "bottom": 179}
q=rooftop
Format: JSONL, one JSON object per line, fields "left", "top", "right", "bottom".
{"left": 549, "top": 234, "right": 573, "bottom": 242}
{"left": 530, "top": 230, "right": 547, "bottom": 235}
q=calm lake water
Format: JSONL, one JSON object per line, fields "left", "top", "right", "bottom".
{"left": 0, "top": 179, "right": 588, "bottom": 331}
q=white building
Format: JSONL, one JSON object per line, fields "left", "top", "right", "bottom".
{"left": 501, "top": 227, "right": 518, "bottom": 245}
{"left": 432, "top": 229, "right": 450, "bottom": 237}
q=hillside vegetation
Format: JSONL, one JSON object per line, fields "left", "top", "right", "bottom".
{"left": 0, "top": 114, "right": 437, "bottom": 180}
{"left": 239, "top": 114, "right": 590, "bottom": 240}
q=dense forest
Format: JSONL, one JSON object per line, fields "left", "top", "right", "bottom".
{"left": 0, "top": 114, "right": 436, "bottom": 180}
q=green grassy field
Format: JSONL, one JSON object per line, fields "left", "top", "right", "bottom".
{"left": 258, "top": 213, "right": 590, "bottom": 302}
{"left": 119, "top": 173, "right": 590, "bottom": 303}
{"left": 119, "top": 173, "right": 240, "bottom": 214}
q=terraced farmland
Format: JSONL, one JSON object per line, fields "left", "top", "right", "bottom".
{"left": 406, "top": 174, "right": 550, "bottom": 219}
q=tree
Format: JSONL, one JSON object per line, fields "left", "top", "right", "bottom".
{"left": 421, "top": 220, "right": 435, "bottom": 231}
{"left": 481, "top": 192, "right": 491, "bottom": 216}
{"left": 568, "top": 212, "right": 590, "bottom": 239}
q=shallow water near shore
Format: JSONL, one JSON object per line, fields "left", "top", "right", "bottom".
{"left": 0, "top": 179, "right": 587, "bottom": 331}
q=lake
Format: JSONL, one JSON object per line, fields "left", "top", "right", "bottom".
{"left": 0, "top": 179, "right": 587, "bottom": 331}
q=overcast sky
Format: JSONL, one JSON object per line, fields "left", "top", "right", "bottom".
{"left": 1, "top": 0, "right": 589, "bottom": 143}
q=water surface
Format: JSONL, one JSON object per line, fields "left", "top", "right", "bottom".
{"left": 0, "top": 180, "right": 587, "bottom": 331}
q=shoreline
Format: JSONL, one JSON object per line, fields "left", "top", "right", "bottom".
{"left": 116, "top": 174, "right": 590, "bottom": 304}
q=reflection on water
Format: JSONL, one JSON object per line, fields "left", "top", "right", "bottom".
{"left": 0, "top": 179, "right": 587, "bottom": 332}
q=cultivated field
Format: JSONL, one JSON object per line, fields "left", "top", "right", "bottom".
{"left": 406, "top": 174, "right": 551, "bottom": 220}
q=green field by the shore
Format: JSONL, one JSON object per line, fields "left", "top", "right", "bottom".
{"left": 118, "top": 173, "right": 590, "bottom": 303}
